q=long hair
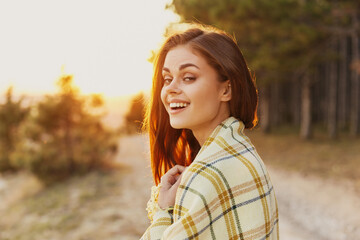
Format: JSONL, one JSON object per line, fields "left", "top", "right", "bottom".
{"left": 145, "top": 25, "right": 258, "bottom": 185}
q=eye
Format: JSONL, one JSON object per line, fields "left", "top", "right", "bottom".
{"left": 183, "top": 76, "right": 196, "bottom": 82}
{"left": 163, "top": 76, "right": 173, "bottom": 85}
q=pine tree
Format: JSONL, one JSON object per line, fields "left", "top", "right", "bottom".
{"left": 0, "top": 87, "right": 29, "bottom": 172}
{"left": 12, "top": 75, "right": 118, "bottom": 184}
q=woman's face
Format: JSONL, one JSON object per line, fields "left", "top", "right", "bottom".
{"left": 160, "top": 45, "right": 231, "bottom": 143}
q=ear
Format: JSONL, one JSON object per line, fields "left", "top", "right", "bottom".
{"left": 220, "top": 80, "right": 232, "bottom": 102}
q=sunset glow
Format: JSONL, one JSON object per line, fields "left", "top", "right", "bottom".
{"left": 0, "top": 0, "right": 180, "bottom": 97}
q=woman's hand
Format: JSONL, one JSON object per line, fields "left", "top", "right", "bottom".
{"left": 158, "top": 165, "right": 187, "bottom": 209}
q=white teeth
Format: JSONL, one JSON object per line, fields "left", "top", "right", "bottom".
{"left": 170, "top": 102, "right": 188, "bottom": 108}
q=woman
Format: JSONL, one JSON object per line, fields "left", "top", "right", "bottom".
{"left": 141, "top": 25, "right": 279, "bottom": 240}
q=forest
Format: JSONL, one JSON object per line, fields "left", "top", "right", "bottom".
{"left": 169, "top": 0, "right": 360, "bottom": 139}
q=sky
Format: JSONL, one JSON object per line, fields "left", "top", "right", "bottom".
{"left": 0, "top": 0, "right": 180, "bottom": 97}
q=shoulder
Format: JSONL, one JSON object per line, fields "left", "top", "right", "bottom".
{"left": 179, "top": 116, "right": 272, "bottom": 198}
{"left": 198, "top": 133, "right": 267, "bottom": 182}
{"left": 181, "top": 150, "right": 269, "bottom": 196}
{"left": 181, "top": 138, "right": 272, "bottom": 200}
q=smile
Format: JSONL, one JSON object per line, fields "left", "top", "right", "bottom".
{"left": 168, "top": 102, "right": 190, "bottom": 114}
{"left": 170, "top": 102, "right": 189, "bottom": 109}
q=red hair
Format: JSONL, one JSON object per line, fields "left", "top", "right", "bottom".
{"left": 145, "top": 25, "right": 258, "bottom": 185}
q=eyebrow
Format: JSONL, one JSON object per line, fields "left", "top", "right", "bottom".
{"left": 162, "top": 63, "right": 200, "bottom": 72}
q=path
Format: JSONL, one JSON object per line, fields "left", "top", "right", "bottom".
{"left": 269, "top": 166, "right": 360, "bottom": 240}
{"left": 118, "top": 135, "right": 360, "bottom": 239}
{"left": 115, "top": 134, "right": 153, "bottom": 239}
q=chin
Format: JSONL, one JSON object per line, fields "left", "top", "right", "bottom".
{"left": 169, "top": 118, "right": 188, "bottom": 129}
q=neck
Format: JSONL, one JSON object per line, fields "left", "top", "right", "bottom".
{"left": 192, "top": 111, "right": 230, "bottom": 147}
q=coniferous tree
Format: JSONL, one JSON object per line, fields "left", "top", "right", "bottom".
{"left": 12, "top": 75, "right": 118, "bottom": 184}
{"left": 0, "top": 87, "right": 29, "bottom": 172}
{"left": 349, "top": 11, "right": 360, "bottom": 136}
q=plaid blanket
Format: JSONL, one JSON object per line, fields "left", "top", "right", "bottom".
{"left": 141, "top": 117, "right": 279, "bottom": 239}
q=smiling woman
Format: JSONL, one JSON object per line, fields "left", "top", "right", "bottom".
{"left": 0, "top": 0, "right": 179, "bottom": 97}
{"left": 141, "top": 24, "right": 279, "bottom": 240}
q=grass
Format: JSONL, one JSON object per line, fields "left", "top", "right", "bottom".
{"left": 0, "top": 169, "right": 127, "bottom": 240}
{"left": 246, "top": 128, "right": 360, "bottom": 183}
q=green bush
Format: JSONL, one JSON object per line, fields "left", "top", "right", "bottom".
{"left": 0, "top": 87, "right": 29, "bottom": 172}
{"left": 11, "top": 75, "right": 119, "bottom": 185}
{"left": 124, "top": 93, "right": 146, "bottom": 134}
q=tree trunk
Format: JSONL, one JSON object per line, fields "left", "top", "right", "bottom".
{"left": 300, "top": 74, "right": 312, "bottom": 139}
{"left": 259, "top": 86, "right": 271, "bottom": 133}
{"left": 328, "top": 38, "right": 338, "bottom": 139}
{"left": 270, "top": 83, "right": 281, "bottom": 127}
{"left": 292, "top": 79, "right": 301, "bottom": 126}
{"left": 350, "top": 13, "right": 360, "bottom": 136}
{"left": 338, "top": 36, "right": 348, "bottom": 131}
{"left": 321, "top": 64, "right": 329, "bottom": 126}
{"left": 312, "top": 65, "right": 323, "bottom": 124}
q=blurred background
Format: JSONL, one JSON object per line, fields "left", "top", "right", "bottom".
{"left": 0, "top": 0, "right": 359, "bottom": 239}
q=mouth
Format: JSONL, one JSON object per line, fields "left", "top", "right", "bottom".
{"left": 168, "top": 102, "right": 190, "bottom": 113}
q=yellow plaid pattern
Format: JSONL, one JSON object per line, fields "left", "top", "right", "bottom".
{"left": 141, "top": 117, "right": 279, "bottom": 239}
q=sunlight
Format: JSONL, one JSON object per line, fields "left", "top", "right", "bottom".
{"left": 0, "top": 0, "right": 180, "bottom": 97}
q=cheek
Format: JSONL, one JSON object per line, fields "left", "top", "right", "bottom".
{"left": 160, "top": 88, "right": 167, "bottom": 107}
{"left": 190, "top": 84, "right": 220, "bottom": 106}
{"left": 190, "top": 88, "right": 223, "bottom": 118}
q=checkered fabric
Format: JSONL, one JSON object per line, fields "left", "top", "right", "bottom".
{"left": 141, "top": 117, "right": 279, "bottom": 240}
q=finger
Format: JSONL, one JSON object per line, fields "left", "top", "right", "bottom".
{"left": 164, "top": 173, "right": 180, "bottom": 186}
{"left": 168, "top": 165, "right": 186, "bottom": 176}
{"left": 161, "top": 165, "right": 187, "bottom": 187}
{"left": 174, "top": 169, "right": 187, "bottom": 181}
{"left": 174, "top": 173, "right": 183, "bottom": 186}
{"left": 170, "top": 173, "right": 183, "bottom": 193}
{"left": 161, "top": 174, "right": 176, "bottom": 189}
{"left": 174, "top": 175, "right": 180, "bottom": 181}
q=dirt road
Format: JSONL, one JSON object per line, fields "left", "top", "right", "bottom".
{"left": 118, "top": 135, "right": 360, "bottom": 239}
{"left": 270, "top": 167, "right": 360, "bottom": 240}
{"left": 3, "top": 135, "right": 357, "bottom": 239}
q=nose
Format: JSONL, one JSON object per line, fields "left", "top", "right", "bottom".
{"left": 165, "top": 78, "right": 181, "bottom": 94}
